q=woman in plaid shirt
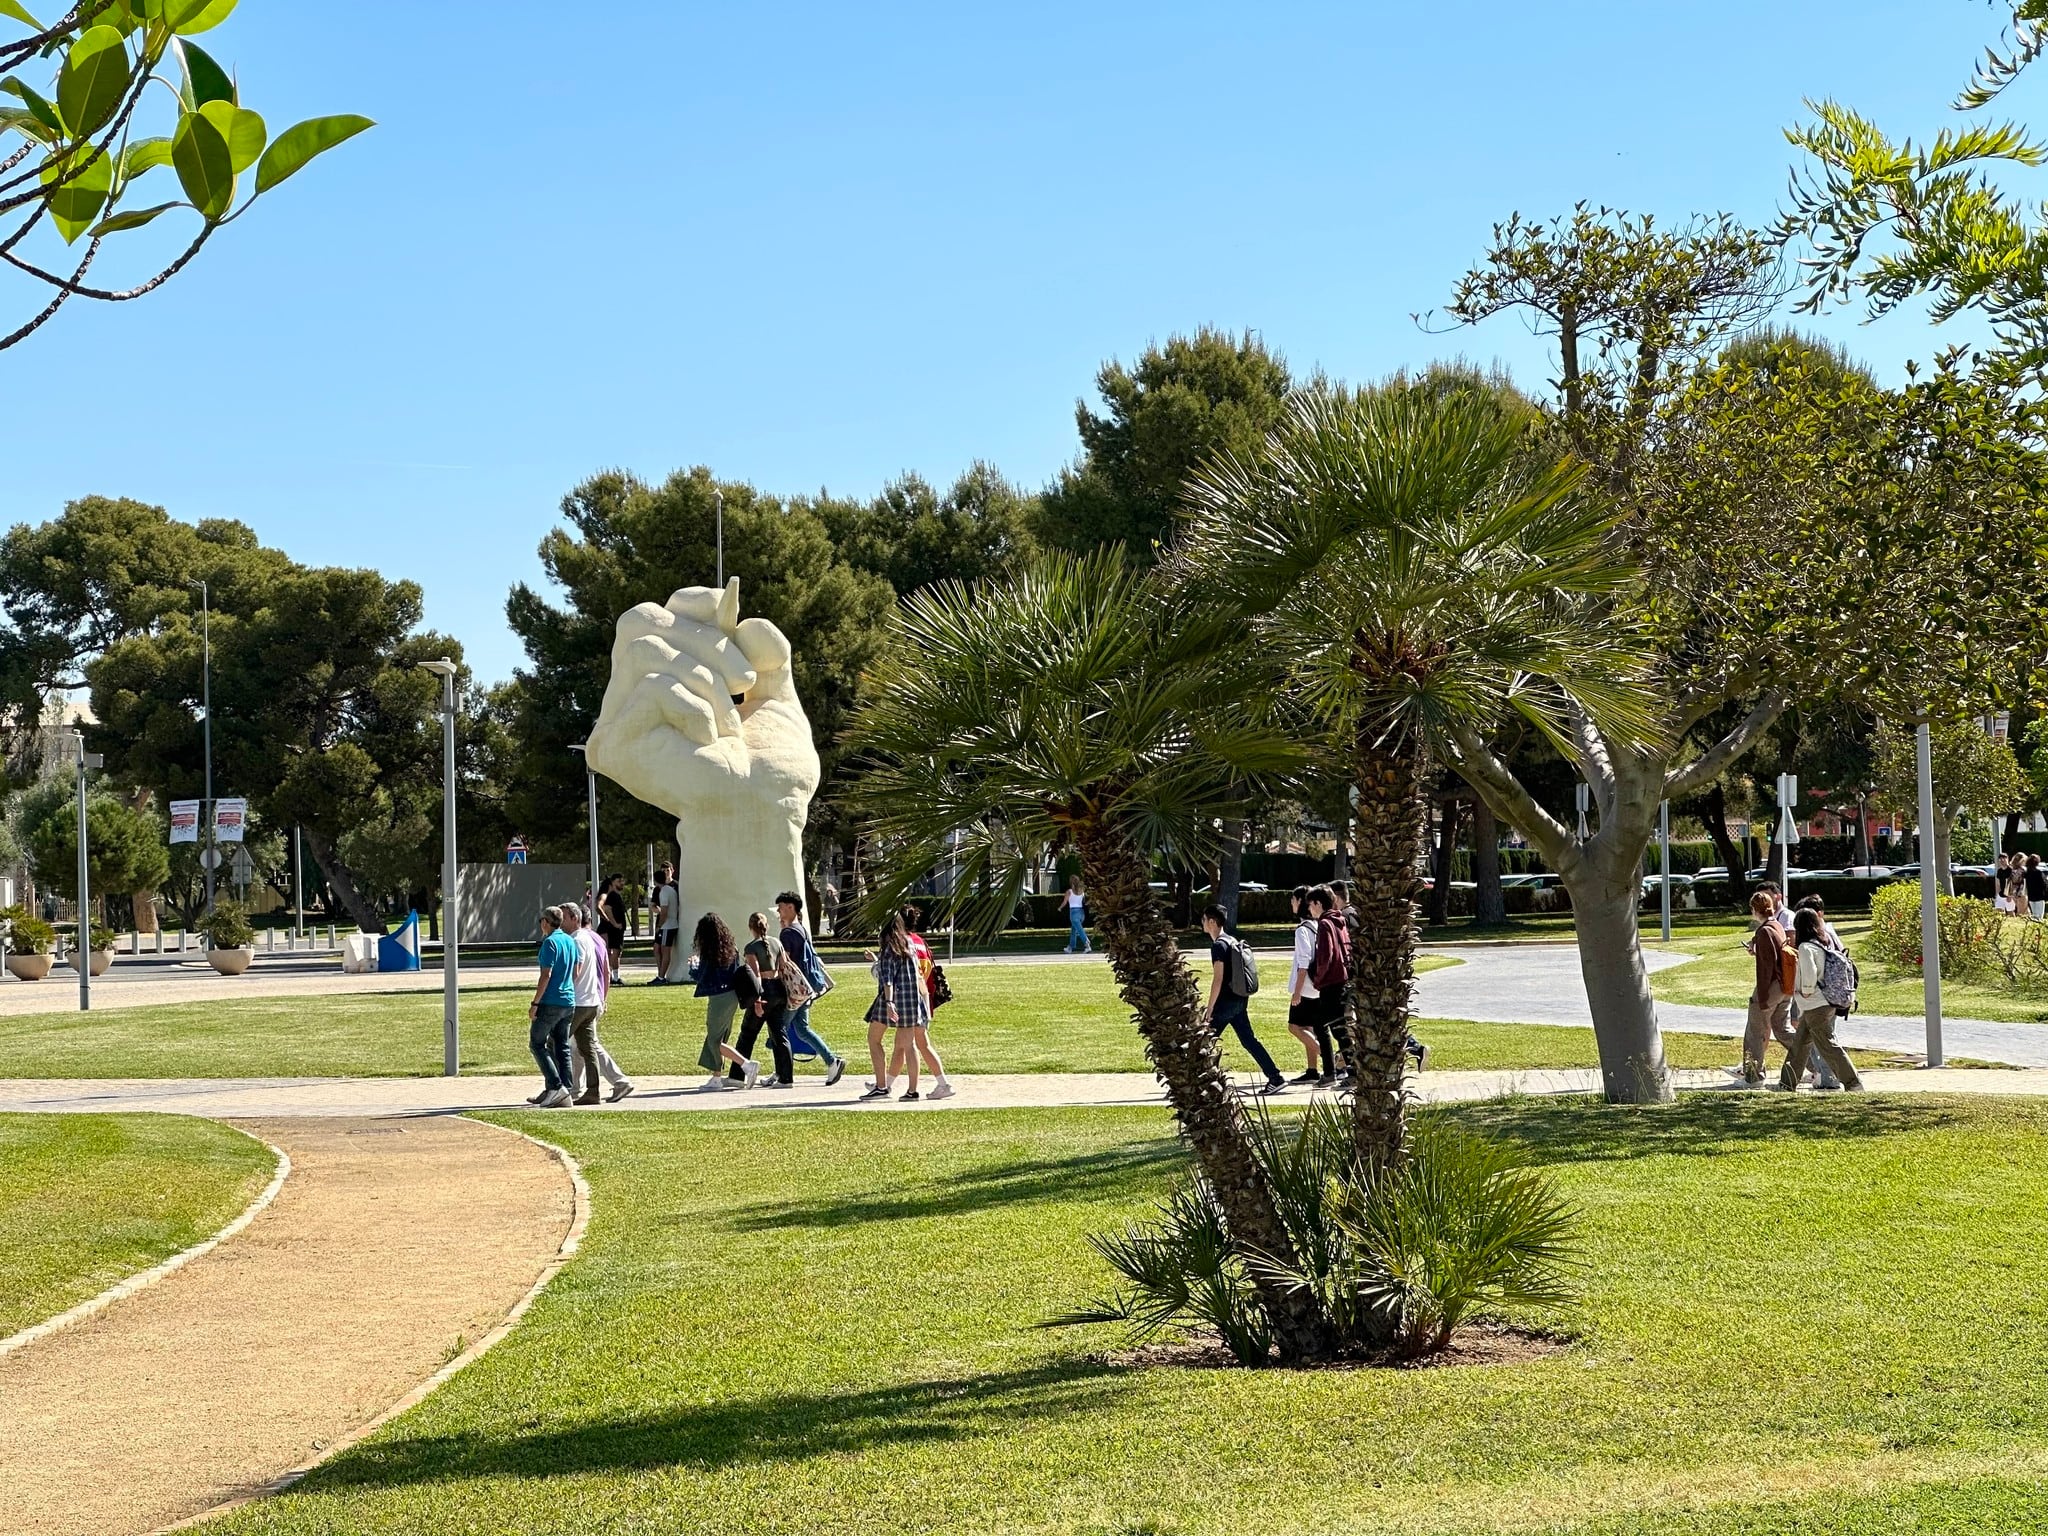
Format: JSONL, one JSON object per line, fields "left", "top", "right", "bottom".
{"left": 859, "top": 911, "right": 940, "bottom": 1102}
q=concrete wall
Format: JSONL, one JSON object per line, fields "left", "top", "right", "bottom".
{"left": 459, "top": 863, "right": 587, "bottom": 944}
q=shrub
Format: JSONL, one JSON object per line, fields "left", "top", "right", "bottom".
{"left": 1049, "top": 1103, "right": 1579, "bottom": 1364}
{"left": 198, "top": 900, "right": 256, "bottom": 950}
{"left": 90, "top": 922, "right": 116, "bottom": 952}
{"left": 1867, "top": 883, "right": 2002, "bottom": 978}
{"left": 2, "top": 907, "right": 56, "bottom": 953}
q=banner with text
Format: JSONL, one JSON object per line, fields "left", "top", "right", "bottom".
{"left": 169, "top": 799, "right": 200, "bottom": 844}
{"left": 214, "top": 798, "right": 248, "bottom": 843}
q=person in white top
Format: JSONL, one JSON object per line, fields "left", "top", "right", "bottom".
{"left": 651, "top": 864, "right": 679, "bottom": 984}
{"left": 1061, "top": 878, "right": 1091, "bottom": 954}
{"left": 561, "top": 903, "right": 634, "bottom": 1103}
{"left": 1777, "top": 907, "right": 1862, "bottom": 1092}
{"left": 1283, "top": 885, "right": 1326, "bottom": 1083}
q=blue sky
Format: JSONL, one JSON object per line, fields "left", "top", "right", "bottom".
{"left": 1, "top": 1, "right": 2001, "bottom": 684}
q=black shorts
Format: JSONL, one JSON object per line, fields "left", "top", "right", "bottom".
{"left": 1304, "top": 988, "right": 1347, "bottom": 1029}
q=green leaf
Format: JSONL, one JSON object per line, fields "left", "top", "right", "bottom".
{"left": 170, "top": 106, "right": 231, "bottom": 219}
{"left": 171, "top": 36, "right": 232, "bottom": 109}
{"left": 88, "top": 198, "right": 180, "bottom": 235}
{"left": 2, "top": 76, "right": 62, "bottom": 133}
{"left": 197, "top": 97, "right": 261, "bottom": 172}
{"left": 0, "top": 1, "right": 44, "bottom": 29}
{"left": 57, "top": 24, "right": 130, "bottom": 139}
{"left": 42, "top": 145, "right": 112, "bottom": 242}
{"left": 0, "top": 104, "right": 53, "bottom": 143}
{"left": 167, "top": 0, "right": 235, "bottom": 33}
{"left": 120, "top": 133, "right": 169, "bottom": 177}
{"left": 253, "top": 112, "right": 371, "bottom": 194}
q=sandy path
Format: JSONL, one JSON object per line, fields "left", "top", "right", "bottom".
{"left": 0, "top": 1116, "right": 574, "bottom": 1536}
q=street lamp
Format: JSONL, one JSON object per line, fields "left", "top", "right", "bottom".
{"left": 569, "top": 743, "right": 599, "bottom": 916}
{"left": 71, "top": 732, "right": 103, "bottom": 1012}
{"left": 417, "top": 658, "right": 460, "bottom": 1076}
{"left": 1915, "top": 719, "right": 1943, "bottom": 1068}
{"left": 187, "top": 579, "right": 214, "bottom": 909}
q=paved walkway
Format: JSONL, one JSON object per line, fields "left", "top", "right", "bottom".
{"left": 0, "top": 1115, "right": 575, "bottom": 1536}
{"left": 3, "top": 1065, "right": 2044, "bottom": 1120}
{"left": 1414, "top": 944, "right": 2048, "bottom": 1068}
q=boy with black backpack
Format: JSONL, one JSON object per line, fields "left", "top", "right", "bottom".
{"left": 1199, "top": 904, "right": 1286, "bottom": 1094}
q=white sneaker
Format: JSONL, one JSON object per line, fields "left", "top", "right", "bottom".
{"left": 540, "top": 1088, "right": 572, "bottom": 1108}
{"left": 608, "top": 1081, "right": 635, "bottom": 1103}
{"left": 761, "top": 1078, "right": 792, "bottom": 1090}
{"left": 698, "top": 1074, "right": 726, "bottom": 1093}
{"left": 742, "top": 1060, "right": 761, "bottom": 1089}
{"left": 824, "top": 1059, "right": 846, "bottom": 1087}
{"left": 928, "top": 1079, "right": 956, "bottom": 1101}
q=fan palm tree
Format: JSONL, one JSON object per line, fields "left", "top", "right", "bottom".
{"left": 1177, "top": 380, "right": 1655, "bottom": 1172}
{"left": 846, "top": 548, "right": 1335, "bottom": 1362}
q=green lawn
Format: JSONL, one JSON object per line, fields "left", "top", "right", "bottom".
{"left": 0, "top": 1113, "right": 276, "bottom": 1337}
{"left": 208, "top": 1096, "right": 2048, "bottom": 1536}
{"left": 1650, "top": 920, "right": 2048, "bottom": 1024}
{"left": 0, "top": 954, "right": 1873, "bottom": 1080}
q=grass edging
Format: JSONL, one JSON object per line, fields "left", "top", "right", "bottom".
{"left": 147, "top": 1117, "right": 592, "bottom": 1536}
{"left": 0, "top": 1123, "right": 291, "bottom": 1363}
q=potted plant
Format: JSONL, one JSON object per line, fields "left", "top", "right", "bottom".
{"left": 199, "top": 900, "right": 256, "bottom": 976}
{"left": 84, "top": 923, "right": 117, "bottom": 977}
{"left": 2, "top": 907, "right": 57, "bottom": 982}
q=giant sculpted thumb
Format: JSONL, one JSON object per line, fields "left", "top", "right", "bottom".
{"left": 584, "top": 578, "right": 820, "bottom": 977}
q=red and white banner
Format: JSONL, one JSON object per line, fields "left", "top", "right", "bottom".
{"left": 169, "top": 799, "right": 200, "bottom": 844}
{"left": 214, "top": 798, "right": 248, "bottom": 843}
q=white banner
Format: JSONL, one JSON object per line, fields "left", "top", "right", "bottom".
{"left": 214, "top": 798, "right": 248, "bottom": 843}
{"left": 169, "top": 799, "right": 200, "bottom": 844}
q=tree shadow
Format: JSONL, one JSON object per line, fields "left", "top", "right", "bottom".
{"left": 1453, "top": 1093, "right": 1976, "bottom": 1166}
{"left": 301, "top": 1362, "right": 1127, "bottom": 1493}
{"left": 718, "top": 1139, "right": 1187, "bottom": 1231}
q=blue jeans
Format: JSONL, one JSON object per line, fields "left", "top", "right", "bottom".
{"left": 784, "top": 1000, "right": 837, "bottom": 1065}
{"left": 1066, "top": 907, "right": 1090, "bottom": 952}
{"left": 530, "top": 1004, "right": 574, "bottom": 1092}
{"left": 1211, "top": 994, "right": 1282, "bottom": 1085}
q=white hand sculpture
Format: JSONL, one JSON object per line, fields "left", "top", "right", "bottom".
{"left": 585, "top": 578, "right": 820, "bottom": 978}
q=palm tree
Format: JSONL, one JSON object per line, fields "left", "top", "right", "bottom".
{"left": 845, "top": 548, "right": 1335, "bottom": 1362}
{"left": 1177, "top": 380, "right": 1654, "bottom": 1171}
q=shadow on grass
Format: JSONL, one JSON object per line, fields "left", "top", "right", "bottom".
{"left": 721, "top": 1139, "right": 1187, "bottom": 1231}
{"left": 303, "top": 1362, "right": 1126, "bottom": 1491}
{"left": 1455, "top": 1093, "right": 1978, "bottom": 1166}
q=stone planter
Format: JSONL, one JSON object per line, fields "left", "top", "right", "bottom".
{"left": 207, "top": 946, "right": 254, "bottom": 976}
{"left": 5, "top": 952, "right": 53, "bottom": 982}
{"left": 89, "top": 948, "right": 114, "bottom": 977}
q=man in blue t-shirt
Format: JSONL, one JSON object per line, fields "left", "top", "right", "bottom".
{"left": 526, "top": 905, "right": 579, "bottom": 1106}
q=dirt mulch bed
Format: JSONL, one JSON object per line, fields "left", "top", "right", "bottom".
{"left": 1102, "top": 1322, "right": 1572, "bottom": 1372}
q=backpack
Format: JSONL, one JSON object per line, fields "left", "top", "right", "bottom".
{"left": 1223, "top": 936, "right": 1261, "bottom": 997}
{"left": 930, "top": 964, "right": 954, "bottom": 1010}
{"left": 1777, "top": 937, "right": 1798, "bottom": 997}
{"left": 1820, "top": 946, "right": 1858, "bottom": 1013}
{"left": 1310, "top": 914, "right": 1349, "bottom": 993}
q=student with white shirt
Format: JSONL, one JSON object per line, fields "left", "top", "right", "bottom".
{"left": 1777, "top": 907, "right": 1862, "bottom": 1092}
{"left": 1283, "top": 886, "right": 1326, "bottom": 1083}
{"left": 561, "top": 903, "right": 635, "bottom": 1104}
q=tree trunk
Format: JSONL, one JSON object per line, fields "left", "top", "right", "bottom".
{"left": 1426, "top": 795, "right": 1460, "bottom": 927}
{"left": 1936, "top": 809, "right": 1957, "bottom": 896}
{"left": 1856, "top": 796, "right": 1873, "bottom": 869}
{"left": 127, "top": 786, "right": 159, "bottom": 935}
{"left": 1471, "top": 795, "right": 1506, "bottom": 926}
{"left": 1075, "top": 819, "right": 1333, "bottom": 1363}
{"left": 1216, "top": 819, "right": 1245, "bottom": 927}
{"left": 298, "top": 826, "right": 385, "bottom": 932}
{"left": 1560, "top": 870, "right": 1674, "bottom": 1103}
{"left": 1347, "top": 735, "right": 1426, "bottom": 1174}
{"left": 1699, "top": 784, "right": 1749, "bottom": 908}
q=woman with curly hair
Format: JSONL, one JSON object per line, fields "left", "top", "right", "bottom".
{"left": 690, "top": 911, "right": 758, "bottom": 1091}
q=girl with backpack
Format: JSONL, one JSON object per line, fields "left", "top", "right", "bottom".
{"left": 1777, "top": 908, "right": 1863, "bottom": 1092}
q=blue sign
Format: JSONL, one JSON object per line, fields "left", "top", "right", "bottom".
{"left": 506, "top": 837, "right": 528, "bottom": 866}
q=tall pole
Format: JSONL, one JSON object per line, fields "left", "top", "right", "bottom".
{"left": 417, "top": 660, "right": 461, "bottom": 1075}
{"left": 194, "top": 579, "right": 214, "bottom": 910}
{"left": 714, "top": 489, "right": 724, "bottom": 588}
{"left": 1658, "top": 799, "right": 1672, "bottom": 944}
{"left": 948, "top": 830, "right": 958, "bottom": 964}
{"left": 74, "top": 735, "right": 94, "bottom": 1012}
{"left": 293, "top": 824, "right": 304, "bottom": 939}
{"left": 586, "top": 766, "right": 600, "bottom": 908}
{"left": 1916, "top": 720, "right": 1944, "bottom": 1067}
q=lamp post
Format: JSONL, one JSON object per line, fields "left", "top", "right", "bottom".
{"left": 1657, "top": 799, "right": 1672, "bottom": 944}
{"left": 569, "top": 744, "right": 599, "bottom": 917}
{"left": 188, "top": 579, "right": 214, "bottom": 909}
{"left": 417, "top": 659, "right": 460, "bottom": 1076}
{"left": 1916, "top": 720, "right": 1943, "bottom": 1067}
{"left": 72, "top": 732, "right": 103, "bottom": 1012}
{"left": 713, "top": 489, "right": 724, "bottom": 587}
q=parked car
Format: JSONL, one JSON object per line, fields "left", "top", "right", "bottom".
{"left": 1837, "top": 865, "right": 1893, "bottom": 878}
{"left": 1641, "top": 873, "right": 1695, "bottom": 891}
{"left": 1499, "top": 872, "right": 1563, "bottom": 890}
{"left": 1693, "top": 866, "right": 1728, "bottom": 883}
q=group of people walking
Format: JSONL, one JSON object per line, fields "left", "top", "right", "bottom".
{"left": 1743, "top": 882, "right": 1863, "bottom": 1091}
{"left": 1995, "top": 853, "right": 2048, "bottom": 920}
{"left": 525, "top": 883, "right": 954, "bottom": 1105}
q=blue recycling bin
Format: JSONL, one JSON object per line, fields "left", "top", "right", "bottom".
{"left": 377, "top": 910, "right": 422, "bottom": 972}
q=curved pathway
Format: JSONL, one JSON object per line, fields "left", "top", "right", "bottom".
{"left": 0, "top": 1115, "right": 574, "bottom": 1536}
{"left": 1414, "top": 943, "right": 2048, "bottom": 1067}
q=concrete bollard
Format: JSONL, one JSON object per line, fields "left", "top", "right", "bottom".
{"left": 326, "top": 924, "right": 336, "bottom": 948}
